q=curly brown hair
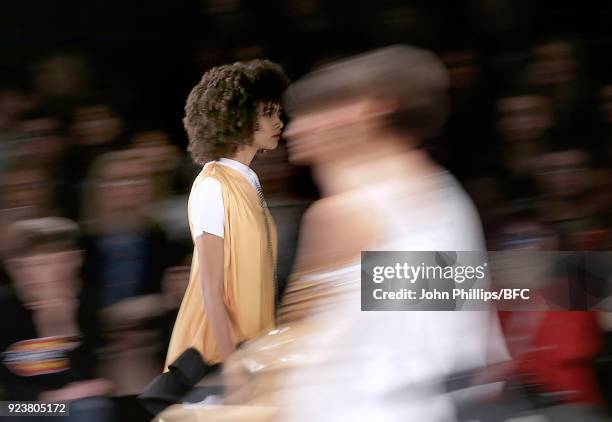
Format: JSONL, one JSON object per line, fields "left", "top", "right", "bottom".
{"left": 184, "top": 59, "right": 289, "bottom": 165}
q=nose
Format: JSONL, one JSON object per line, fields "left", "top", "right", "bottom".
{"left": 274, "top": 115, "right": 284, "bottom": 130}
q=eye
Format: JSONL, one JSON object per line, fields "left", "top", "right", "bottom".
{"left": 262, "top": 103, "right": 281, "bottom": 118}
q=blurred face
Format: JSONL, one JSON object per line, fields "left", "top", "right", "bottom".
{"left": 16, "top": 118, "right": 65, "bottom": 165}
{"left": 97, "top": 159, "right": 151, "bottom": 213}
{"left": 0, "top": 168, "right": 52, "bottom": 218}
{"left": 529, "top": 41, "right": 576, "bottom": 86}
{"left": 71, "top": 105, "right": 123, "bottom": 146}
{"left": 284, "top": 98, "right": 381, "bottom": 165}
{"left": 536, "top": 150, "right": 591, "bottom": 197}
{"left": 497, "top": 95, "right": 551, "bottom": 142}
{"left": 253, "top": 102, "right": 283, "bottom": 151}
{"left": 5, "top": 249, "right": 82, "bottom": 310}
{"left": 130, "top": 130, "right": 178, "bottom": 170}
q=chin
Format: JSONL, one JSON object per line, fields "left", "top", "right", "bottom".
{"left": 262, "top": 139, "right": 279, "bottom": 150}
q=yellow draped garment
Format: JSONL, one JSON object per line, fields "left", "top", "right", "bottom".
{"left": 164, "top": 163, "right": 277, "bottom": 369}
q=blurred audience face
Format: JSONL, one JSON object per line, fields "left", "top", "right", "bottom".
{"left": 5, "top": 247, "right": 82, "bottom": 311}
{"left": 71, "top": 104, "right": 123, "bottom": 146}
{"left": 130, "top": 130, "right": 178, "bottom": 170}
{"left": 497, "top": 94, "right": 552, "bottom": 142}
{"left": 16, "top": 117, "right": 65, "bottom": 168}
{"left": 535, "top": 149, "right": 592, "bottom": 197}
{"left": 528, "top": 40, "right": 577, "bottom": 86}
{"left": 95, "top": 157, "right": 152, "bottom": 215}
{"left": 0, "top": 167, "right": 53, "bottom": 220}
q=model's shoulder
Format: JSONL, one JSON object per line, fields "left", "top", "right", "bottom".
{"left": 294, "top": 195, "right": 379, "bottom": 272}
{"left": 190, "top": 176, "right": 223, "bottom": 204}
{"left": 192, "top": 175, "right": 221, "bottom": 190}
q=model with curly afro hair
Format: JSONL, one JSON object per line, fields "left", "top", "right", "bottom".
{"left": 184, "top": 59, "right": 289, "bottom": 165}
{"left": 163, "top": 59, "right": 289, "bottom": 370}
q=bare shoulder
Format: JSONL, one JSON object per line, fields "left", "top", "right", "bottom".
{"left": 293, "top": 194, "right": 380, "bottom": 273}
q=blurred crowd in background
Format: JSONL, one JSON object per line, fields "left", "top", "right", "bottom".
{"left": 1, "top": 0, "right": 612, "bottom": 421}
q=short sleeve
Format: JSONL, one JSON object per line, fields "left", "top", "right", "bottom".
{"left": 189, "top": 177, "right": 225, "bottom": 238}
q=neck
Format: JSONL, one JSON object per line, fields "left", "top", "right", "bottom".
{"left": 314, "top": 135, "right": 441, "bottom": 197}
{"left": 228, "top": 144, "right": 258, "bottom": 167}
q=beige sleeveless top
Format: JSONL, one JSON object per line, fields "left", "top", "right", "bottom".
{"left": 164, "top": 163, "right": 277, "bottom": 368}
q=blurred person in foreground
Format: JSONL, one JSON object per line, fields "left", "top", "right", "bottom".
{"left": 163, "top": 59, "right": 289, "bottom": 370}
{"left": 282, "top": 44, "right": 508, "bottom": 421}
{"left": 188, "top": 45, "right": 508, "bottom": 422}
{"left": 0, "top": 218, "right": 114, "bottom": 421}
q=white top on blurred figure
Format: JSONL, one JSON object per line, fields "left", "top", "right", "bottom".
{"left": 274, "top": 45, "right": 507, "bottom": 421}
{"left": 190, "top": 158, "right": 263, "bottom": 238}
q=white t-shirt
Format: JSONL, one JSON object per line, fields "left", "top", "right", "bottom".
{"left": 190, "top": 158, "right": 263, "bottom": 239}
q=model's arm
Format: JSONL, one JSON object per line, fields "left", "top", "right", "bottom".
{"left": 195, "top": 233, "right": 235, "bottom": 361}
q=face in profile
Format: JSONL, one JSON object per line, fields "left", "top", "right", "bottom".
{"left": 253, "top": 102, "right": 283, "bottom": 151}
{"left": 284, "top": 98, "right": 384, "bottom": 165}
